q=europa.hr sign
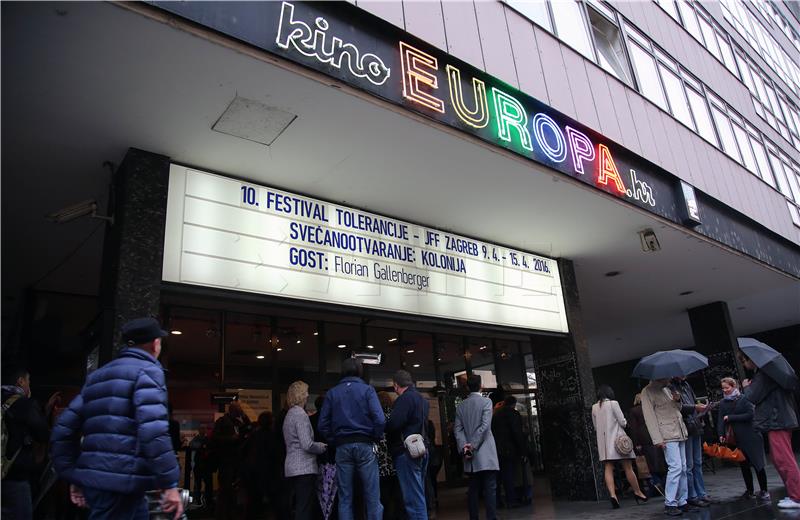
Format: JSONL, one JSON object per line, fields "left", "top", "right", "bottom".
{"left": 155, "top": 1, "right": 681, "bottom": 220}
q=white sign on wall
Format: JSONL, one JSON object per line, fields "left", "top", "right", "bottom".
{"left": 162, "top": 166, "right": 568, "bottom": 332}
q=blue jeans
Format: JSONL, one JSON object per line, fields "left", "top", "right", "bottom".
{"left": 394, "top": 451, "right": 429, "bottom": 520}
{"left": 82, "top": 486, "right": 148, "bottom": 520}
{"left": 663, "top": 441, "right": 688, "bottom": 508}
{"left": 467, "top": 471, "right": 497, "bottom": 520}
{"left": 1, "top": 479, "right": 32, "bottom": 520}
{"left": 684, "top": 434, "right": 707, "bottom": 499}
{"left": 336, "top": 442, "right": 383, "bottom": 520}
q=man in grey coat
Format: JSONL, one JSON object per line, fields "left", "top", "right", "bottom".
{"left": 455, "top": 374, "right": 499, "bottom": 520}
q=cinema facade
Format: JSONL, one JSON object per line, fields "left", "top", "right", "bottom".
{"left": 5, "top": 1, "right": 800, "bottom": 499}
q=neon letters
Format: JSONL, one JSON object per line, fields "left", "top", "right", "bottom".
{"left": 273, "top": 3, "right": 653, "bottom": 208}
{"left": 276, "top": 2, "right": 390, "bottom": 86}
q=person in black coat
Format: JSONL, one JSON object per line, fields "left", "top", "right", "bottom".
{"left": 628, "top": 393, "right": 666, "bottom": 495}
{"left": 717, "top": 377, "right": 769, "bottom": 500}
{"left": 491, "top": 396, "right": 526, "bottom": 508}
{"left": 1, "top": 366, "right": 56, "bottom": 519}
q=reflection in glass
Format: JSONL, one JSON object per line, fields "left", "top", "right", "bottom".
{"left": 628, "top": 42, "right": 667, "bottom": 110}
{"left": 551, "top": 0, "right": 593, "bottom": 59}
{"left": 587, "top": 6, "right": 630, "bottom": 83}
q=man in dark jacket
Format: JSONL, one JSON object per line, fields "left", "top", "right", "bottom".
{"left": 318, "top": 358, "right": 385, "bottom": 520}
{"left": 1, "top": 366, "right": 56, "bottom": 520}
{"left": 670, "top": 377, "right": 710, "bottom": 507}
{"left": 50, "top": 317, "right": 183, "bottom": 519}
{"left": 742, "top": 353, "right": 800, "bottom": 509}
{"left": 491, "top": 396, "right": 525, "bottom": 508}
{"left": 385, "top": 370, "right": 429, "bottom": 520}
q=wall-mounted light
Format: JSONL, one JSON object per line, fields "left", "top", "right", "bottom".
{"left": 46, "top": 199, "right": 113, "bottom": 224}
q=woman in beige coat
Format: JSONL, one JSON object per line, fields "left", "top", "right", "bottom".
{"left": 592, "top": 385, "right": 648, "bottom": 508}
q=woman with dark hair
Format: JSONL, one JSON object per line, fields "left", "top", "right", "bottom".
{"left": 592, "top": 385, "right": 648, "bottom": 508}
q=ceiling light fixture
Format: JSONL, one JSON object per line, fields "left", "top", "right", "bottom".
{"left": 338, "top": 344, "right": 347, "bottom": 349}
{"left": 388, "top": 338, "right": 398, "bottom": 342}
{"left": 366, "top": 345, "right": 374, "bottom": 349}
{"left": 170, "top": 330, "right": 182, "bottom": 335}
{"left": 296, "top": 340, "right": 301, "bottom": 344}
{"left": 256, "top": 355, "right": 265, "bottom": 359}
{"left": 277, "top": 347, "right": 283, "bottom": 352}
{"left": 406, "top": 349, "right": 415, "bottom": 353}
{"left": 413, "top": 364, "right": 420, "bottom": 368}
{"left": 313, "top": 332, "right": 319, "bottom": 336}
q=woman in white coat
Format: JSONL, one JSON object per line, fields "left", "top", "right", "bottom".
{"left": 592, "top": 385, "right": 648, "bottom": 508}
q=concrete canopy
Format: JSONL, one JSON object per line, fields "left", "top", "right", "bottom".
{"left": 2, "top": 2, "right": 798, "bottom": 367}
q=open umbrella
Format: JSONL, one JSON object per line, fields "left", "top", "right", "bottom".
{"left": 738, "top": 337, "right": 798, "bottom": 390}
{"left": 632, "top": 349, "right": 708, "bottom": 379}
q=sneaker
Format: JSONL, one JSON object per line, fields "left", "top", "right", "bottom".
{"left": 737, "top": 491, "right": 756, "bottom": 500}
{"left": 680, "top": 503, "right": 699, "bottom": 512}
{"left": 756, "top": 491, "right": 771, "bottom": 501}
{"left": 688, "top": 498, "right": 711, "bottom": 507}
{"left": 778, "top": 498, "right": 800, "bottom": 509}
{"left": 664, "top": 505, "right": 683, "bottom": 516}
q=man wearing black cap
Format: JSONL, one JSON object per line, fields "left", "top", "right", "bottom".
{"left": 51, "top": 317, "right": 183, "bottom": 519}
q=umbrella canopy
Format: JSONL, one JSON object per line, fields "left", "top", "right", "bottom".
{"left": 738, "top": 337, "right": 798, "bottom": 390}
{"left": 317, "top": 462, "right": 338, "bottom": 520}
{"left": 632, "top": 349, "right": 708, "bottom": 380}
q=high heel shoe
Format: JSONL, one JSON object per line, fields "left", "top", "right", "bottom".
{"left": 634, "top": 493, "right": 649, "bottom": 504}
{"left": 609, "top": 496, "right": 620, "bottom": 509}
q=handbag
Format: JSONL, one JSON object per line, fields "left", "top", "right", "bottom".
{"left": 615, "top": 433, "right": 633, "bottom": 456}
{"left": 403, "top": 399, "right": 428, "bottom": 460}
{"left": 724, "top": 424, "right": 737, "bottom": 447}
{"left": 635, "top": 455, "right": 651, "bottom": 478}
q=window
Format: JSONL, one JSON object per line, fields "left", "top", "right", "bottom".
{"left": 716, "top": 32, "right": 736, "bottom": 73}
{"left": 551, "top": 0, "right": 593, "bottom": 59}
{"left": 628, "top": 39, "right": 667, "bottom": 110}
{"left": 749, "top": 132, "right": 776, "bottom": 187}
{"left": 789, "top": 201, "right": 800, "bottom": 227}
{"left": 785, "top": 162, "right": 800, "bottom": 202}
{"left": 505, "top": 0, "right": 552, "bottom": 32}
{"left": 659, "top": 64, "right": 693, "bottom": 129}
{"left": 587, "top": 4, "right": 630, "bottom": 82}
{"left": 655, "top": 0, "right": 681, "bottom": 22}
{"left": 697, "top": 13, "right": 721, "bottom": 60}
{"left": 685, "top": 87, "right": 716, "bottom": 144}
{"left": 710, "top": 104, "right": 741, "bottom": 163}
{"left": 731, "top": 122, "right": 756, "bottom": 174}
{"left": 678, "top": 0, "right": 703, "bottom": 42}
{"left": 768, "top": 149, "right": 794, "bottom": 200}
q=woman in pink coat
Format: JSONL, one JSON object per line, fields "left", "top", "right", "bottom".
{"left": 592, "top": 385, "right": 648, "bottom": 508}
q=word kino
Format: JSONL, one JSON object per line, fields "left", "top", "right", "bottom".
{"left": 276, "top": 1, "right": 655, "bottom": 207}
{"left": 399, "top": 42, "right": 654, "bottom": 206}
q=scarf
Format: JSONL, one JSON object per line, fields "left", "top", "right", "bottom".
{"left": 723, "top": 388, "right": 741, "bottom": 401}
{"left": 1, "top": 385, "right": 25, "bottom": 397}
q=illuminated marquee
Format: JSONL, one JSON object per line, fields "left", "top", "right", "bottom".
{"left": 269, "top": 2, "right": 654, "bottom": 208}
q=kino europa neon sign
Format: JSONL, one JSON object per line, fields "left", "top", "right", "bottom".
{"left": 276, "top": 2, "right": 656, "bottom": 207}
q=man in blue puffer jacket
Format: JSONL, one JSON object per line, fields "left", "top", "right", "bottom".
{"left": 50, "top": 317, "right": 183, "bottom": 519}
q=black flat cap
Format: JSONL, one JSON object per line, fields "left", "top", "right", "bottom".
{"left": 121, "top": 317, "right": 168, "bottom": 345}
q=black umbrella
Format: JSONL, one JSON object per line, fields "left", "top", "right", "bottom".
{"left": 738, "top": 337, "right": 798, "bottom": 390}
{"left": 632, "top": 349, "right": 708, "bottom": 380}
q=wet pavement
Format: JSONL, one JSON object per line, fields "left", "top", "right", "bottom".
{"left": 431, "top": 458, "right": 800, "bottom": 519}
{"left": 186, "top": 457, "right": 800, "bottom": 519}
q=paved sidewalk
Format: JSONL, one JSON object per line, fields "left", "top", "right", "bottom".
{"left": 432, "top": 458, "right": 800, "bottom": 520}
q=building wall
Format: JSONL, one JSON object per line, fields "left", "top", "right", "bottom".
{"left": 354, "top": 0, "right": 800, "bottom": 245}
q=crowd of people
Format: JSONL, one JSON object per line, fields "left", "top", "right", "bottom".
{"left": 7, "top": 315, "right": 796, "bottom": 520}
{"left": 0, "top": 318, "right": 533, "bottom": 520}
{"left": 593, "top": 349, "right": 800, "bottom": 516}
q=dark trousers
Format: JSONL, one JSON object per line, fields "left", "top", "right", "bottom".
{"left": 82, "top": 487, "right": 147, "bottom": 520}
{"left": 740, "top": 461, "right": 768, "bottom": 493}
{"left": 498, "top": 455, "right": 518, "bottom": 506}
{"left": 380, "top": 476, "right": 405, "bottom": 520}
{"left": 291, "top": 474, "right": 318, "bottom": 520}
{"left": 1, "top": 479, "right": 32, "bottom": 520}
{"left": 467, "top": 471, "right": 497, "bottom": 520}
